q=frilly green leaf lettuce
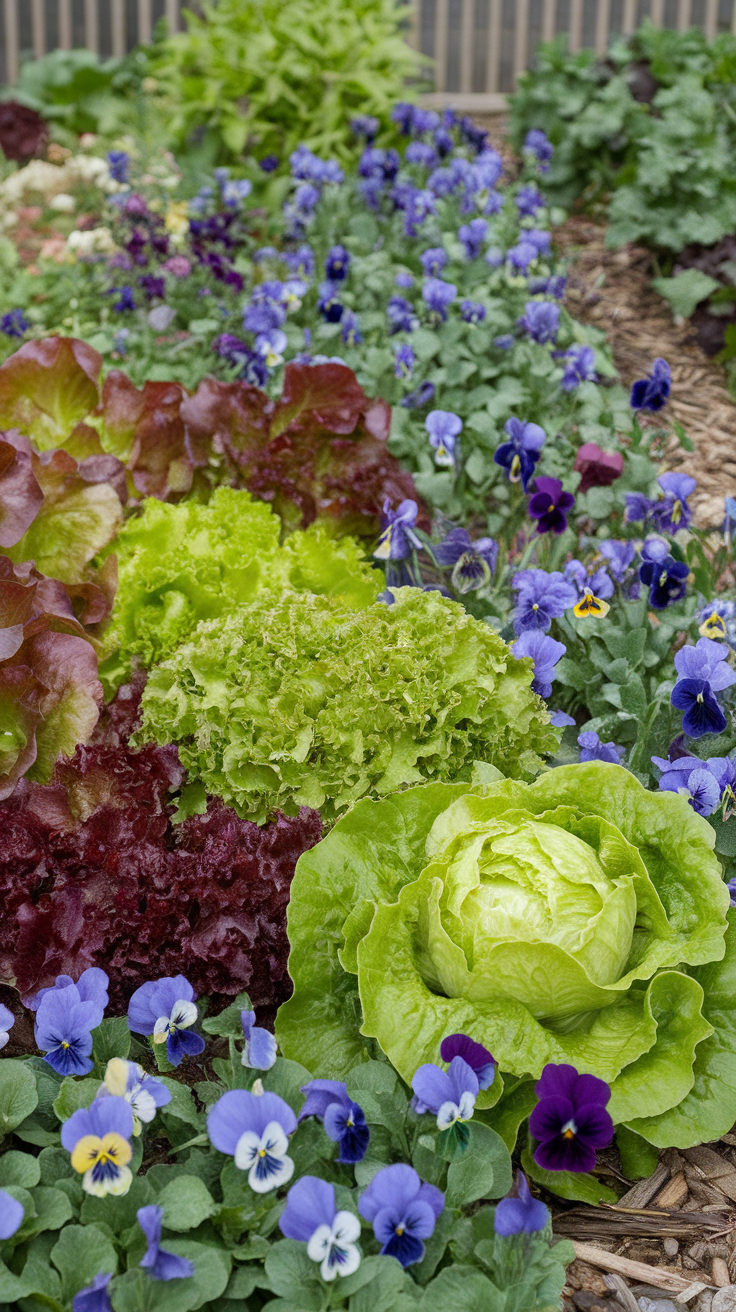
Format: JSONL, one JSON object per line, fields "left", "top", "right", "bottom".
{"left": 136, "top": 587, "right": 556, "bottom": 824}
{"left": 278, "top": 763, "right": 733, "bottom": 1148}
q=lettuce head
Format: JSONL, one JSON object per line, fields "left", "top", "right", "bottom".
{"left": 277, "top": 764, "right": 736, "bottom": 1149}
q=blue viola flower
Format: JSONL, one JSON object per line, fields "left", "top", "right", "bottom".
{"left": 340, "top": 310, "right": 362, "bottom": 346}
{"left": 412, "top": 1056, "right": 479, "bottom": 1129}
{"left": 32, "top": 969, "right": 108, "bottom": 1076}
{"left": 460, "top": 299, "right": 486, "bottom": 324}
{"left": 111, "top": 286, "right": 135, "bottom": 313}
{"left": 523, "top": 129, "right": 554, "bottom": 171}
{"left": 422, "top": 277, "right": 457, "bottom": 320}
{"left": 494, "top": 416, "right": 546, "bottom": 490}
{"left": 107, "top": 150, "right": 130, "bottom": 184}
{"left": 299, "top": 1079, "right": 370, "bottom": 1164}
{"left": 0, "top": 1002, "right": 14, "bottom": 1052}
{"left": 577, "top": 731, "right": 625, "bottom": 765}
{"left": 400, "top": 380, "right": 435, "bottom": 409}
{"left": 525, "top": 228, "right": 552, "bottom": 255}
{"left": 651, "top": 755, "right": 723, "bottom": 816}
{"left": 280, "top": 1176, "right": 361, "bottom": 1281}
{"left": 434, "top": 527, "right": 498, "bottom": 593}
{"left": 563, "top": 559, "right": 614, "bottom": 602}
{"left": 515, "top": 184, "right": 545, "bottom": 216}
{"left": 61, "top": 1096, "right": 134, "bottom": 1197}
{"left": 698, "top": 599, "right": 736, "bottom": 642}
{"left": 434, "top": 126, "right": 454, "bottom": 156}
{"left": 630, "top": 358, "right": 671, "bottom": 411}
{"left": 127, "top": 975, "right": 205, "bottom": 1067}
{"left": 374, "top": 498, "right": 422, "bottom": 560}
{"left": 506, "top": 240, "right": 539, "bottom": 274}
{"left": 358, "top": 146, "right": 400, "bottom": 182}
{"left": 255, "top": 327, "right": 288, "bottom": 369}
{"left": 639, "top": 540, "right": 689, "bottom": 609}
{"left": 458, "top": 217, "right": 488, "bottom": 260}
{"left": 208, "top": 1089, "right": 296, "bottom": 1191}
{"left": 283, "top": 244, "right": 315, "bottom": 277}
{"left": 97, "top": 1059, "right": 171, "bottom": 1133}
{"left": 671, "top": 637, "right": 736, "bottom": 738}
{"left": 350, "top": 115, "right": 379, "bottom": 143}
{"left": 241, "top": 1010, "right": 277, "bottom": 1071}
{"left": 395, "top": 270, "right": 414, "bottom": 288}
{"left": 244, "top": 300, "right": 285, "bottom": 335}
{"left": 406, "top": 141, "right": 438, "bottom": 170}
{"left": 550, "top": 710, "right": 576, "bottom": 727}
{"left": 0, "top": 308, "right": 30, "bottom": 337}
{"left": 493, "top": 333, "right": 515, "bottom": 349}
{"left": 652, "top": 472, "right": 696, "bottom": 533}
{"left": 317, "top": 281, "right": 344, "bottom": 323}
{"left": 561, "top": 345, "right": 595, "bottom": 391}
{"left": 513, "top": 630, "right": 566, "bottom": 699}
{"left": 518, "top": 300, "right": 560, "bottom": 344}
{"left": 420, "top": 247, "right": 447, "bottom": 276}
{"left": 599, "top": 539, "right": 636, "bottom": 582}
{"left": 724, "top": 496, "right": 736, "bottom": 542}
{"left": 391, "top": 102, "right": 420, "bottom": 134}
{"left": 138, "top": 1205, "right": 194, "bottom": 1280}
{"left": 0, "top": 1189, "right": 24, "bottom": 1239}
{"left": 358, "top": 1164, "right": 444, "bottom": 1268}
{"left": 221, "top": 178, "right": 252, "bottom": 207}
{"left": 511, "top": 569, "right": 578, "bottom": 634}
{"left": 529, "top": 1064, "right": 612, "bottom": 1173}
{"left": 495, "top": 1173, "right": 549, "bottom": 1236}
{"left": 325, "top": 245, "right": 350, "bottom": 281}
{"left": 72, "top": 1273, "right": 113, "bottom": 1312}
{"left": 624, "top": 492, "right": 653, "bottom": 524}
{"left": 387, "top": 295, "right": 417, "bottom": 334}
{"left": 425, "top": 409, "right": 462, "bottom": 467}
{"left": 258, "top": 154, "right": 280, "bottom": 172}
{"left": 528, "top": 475, "right": 574, "bottom": 535}
{"left": 394, "top": 343, "right": 415, "bottom": 379}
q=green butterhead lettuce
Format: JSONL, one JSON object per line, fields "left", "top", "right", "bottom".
{"left": 136, "top": 588, "right": 557, "bottom": 823}
{"left": 278, "top": 764, "right": 736, "bottom": 1148}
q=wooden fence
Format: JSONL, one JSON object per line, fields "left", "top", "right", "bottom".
{"left": 2, "top": 0, "right": 736, "bottom": 109}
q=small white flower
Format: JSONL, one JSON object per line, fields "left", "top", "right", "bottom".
{"left": 307, "top": 1212, "right": 361, "bottom": 1281}
{"left": 234, "top": 1121, "right": 294, "bottom": 1193}
{"left": 436, "top": 1090, "right": 476, "bottom": 1131}
{"left": 153, "top": 998, "right": 198, "bottom": 1044}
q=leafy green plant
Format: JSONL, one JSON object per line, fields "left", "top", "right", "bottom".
{"left": 149, "top": 0, "right": 426, "bottom": 168}
{"left": 7, "top": 47, "right": 151, "bottom": 140}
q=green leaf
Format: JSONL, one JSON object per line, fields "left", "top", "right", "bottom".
{"left": 616, "top": 1124, "right": 659, "bottom": 1179}
{"left": 160, "top": 1079, "right": 202, "bottom": 1128}
{"left": 521, "top": 1145, "right": 618, "bottom": 1204}
{"left": 51, "top": 1223, "right": 118, "bottom": 1302}
{"left": 202, "top": 992, "right": 252, "bottom": 1038}
{"left": 52, "top": 1077, "right": 100, "bottom": 1123}
{"left": 263, "top": 1241, "right": 322, "bottom": 1307}
{"left": 446, "top": 1122, "right": 512, "bottom": 1208}
{"left": 92, "top": 1018, "right": 132, "bottom": 1066}
{"left": 481, "top": 1082, "right": 537, "bottom": 1153}
{"left": 417, "top": 1264, "right": 505, "bottom": 1312}
{"left": 157, "top": 1176, "right": 217, "bottom": 1231}
{"left": 652, "top": 269, "right": 720, "bottom": 319}
{"left": 262, "top": 1059, "right": 313, "bottom": 1114}
{"left": 0, "top": 1150, "right": 41, "bottom": 1188}
{"left": 80, "top": 1174, "right": 155, "bottom": 1235}
{"left": 0, "top": 1060, "right": 38, "bottom": 1134}
{"left": 348, "top": 1255, "right": 408, "bottom": 1312}
{"left": 25, "top": 1185, "right": 73, "bottom": 1236}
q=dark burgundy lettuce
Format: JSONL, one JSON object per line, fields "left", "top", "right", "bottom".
{"left": 0, "top": 102, "right": 48, "bottom": 162}
{"left": 0, "top": 683, "right": 322, "bottom": 1010}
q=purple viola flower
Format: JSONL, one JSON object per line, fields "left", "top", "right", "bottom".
{"left": 244, "top": 299, "right": 285, "bottom": 335}
{"left": 577, "top": 731, "right": 625, "bottom": 765}
{"left": 374, "top": 498, "right": 422, "bottom": 561}
{"left": 0, "top": 1002, "right": 14, "bottom": 1051}
{"left": 392, "top": 102, "right": 419, "bottom": 134}
{"left": 506, "top": 241, "right": 539, "bottom": 274}
{"left": 486, "top": 247, "right": 504, "bottom": 268}
{"left": 425, "top": 410, "right": 462, "bottom": 467}
{"left": 28, "top": 966, "right": 108, "bottom": 1013}
{"left": 387, "top": 295, "right": 417, "bottom": 334}
{"left": 0, "top": 1189, "right": 24, "bottom": 1239}
{"left": 208, "top": 1089, "right": 296, "bottom": 1192}
{"left": 524, "top": 129, "right": 554, "bottom": 171}
{"left": 358, "top": 1165, "right": 444, "bottom": 1268}
{"left": 639, "top": 551, "right": 689, "bottom": 610}
{"left": 241, "top": 1010, "right": 277, "bottom": 1071}
{"left": 107, "top": 150, "right": 130, "bottom": 184}
{"left": 674, "top": 637, "right": 736, "bottom": 691}
{"left": 406, "top": 141, "right": 438, "bottom": 170}
{"left": 325, "top": 245, "right": 350, "bottom": 282}
{"left": 458, "top": 217, "right": 488, "bottom": 260}
{"left": 513, "top": 630, "right": 566, "bottom": 699}
{"left": 494, "top": 1173, "right": 549, "bottom": 1236}
{"left": 529, "top": 1063, "right": 613, "bottom": 1173}
{"left": 631, "top": 358, "right": 671, "bottom": 411}
{"left": 401, "top": 380, "right": 435, "bottom": 409}
{"left": 512, "top": 569, "right": 578, "bottom": 634}
{"left": 72, "top": 1273, "right": 113, "bottom": 1312}
{"left": 341, "top": 310, "right": 362, "bottom": 347}
{"left": 561, "top": 345, "right": 596, "bottom": 391}
{"left": 0, "top": 308, "right": 30, "bottom": 337}
{"left": 651, "top": 755, "right": 722, "bottom": 816}
{"left": 599, "top": 539, "right": 636, "bottom": 582}
{"left": 494, "top": 416, "right": 546, "bottom": 491}
{"left": 395, "top": 270, "right": 414, "bottom": 288}
{"left": 138, "top": 1206, "right": 194, "bottom": 1280}
{"left": 351, "top": 115, "right": 379, "bottom": 143}
{"left": 280, "top": 1176, "right": 361, "bottom": 1281}
{"left": 563, "top": 560, "right": 614, "bottom": 602}
{"left": 516, "top": 185, "right": 545, "bottom": 216}
{"left": 518, "top": 301, "right": 560, "bottom": 344}
{"left": 493, "top": 333, "right": 515, "bottom": 349}
{"left": 434, "top": 126, "right": 454, "bottom": 156}
{"left": 317, "top": 281, "right": 344, "bottom": 323}
{"left": 259, "top": 154, "right": 280, "bottom": 172}
{"left": 283, "top": 244, "right": 315, "bottom": 277}
{"left": 299, "top": 1079, "right": 370, "bottom": 1165}
{"left": 111, "top": 285, "right": 135, "bottom": 313}
{"left": 652, "top": 472, "right": 696, "bottom": 533}
{"left": 550, "top": 710, "right": 576, "bottom": 727}
{"left": 411, "top": 1057, "right": 479, "bottom": 1129}
{"left": 33, "top": 971, "right": 108, "bottom": 1077}
{"left": 528, "top": 476, "right": 575, "bottom": 535}
{"left": 440, "top": 1034, "right": 495, "bottom": 1089}
{"left": 671, "top": 683, "right": 730, "bottom": 739}
{"left": 458, "top": 115, "right": 488, "bottom": 153}
{"left": 460, "top": 299, "right": 486, "bottom": 324}
{"left": 420, "top": 247, "right": 447, "bottom": 276}
{"left": 525, "top": 229, "right": 551, "bottom": 255}
{"left": 434, "top": 527, "right": 498, "bottom": 593}
{"left": 395, "top": 343, "right": 415, "bottom": 379}
{"left": 422, "top": 277, "right": 457, "bottom": 320}
{"left": 127, "top": 975, "right": 205, "bottom": 1067}
{"left": 624, "top": 492, "right": 652, "bottom": 524}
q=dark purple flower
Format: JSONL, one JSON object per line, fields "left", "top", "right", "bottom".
{"left": 387, "top": 295, "right": 417, "bottom": 334}
{"left": 138, "top": 1206, "right": 194, "bottom": 1280}
{"left": 422, "top": 277, "right": 457, "bottom": 320}
{"left": 298, "top": 1080, "right": 370, "bottom": 1163}
{"left": 528, "top": 476, "right": 575, "bottom": 534}
{"left": 652, "top": 472, "right": 696, "bottom": 533}
{"left": 458, "top": 217, "right": 488, "bottom": 260}
{"left": 518, "top": 301, "right": 560, "bottom": 344}
{"left": 317, "top": 281, "right": 344, "bottom": 323}
{"left": 630, "top": 358, "right": 671, "bottom": 412}
{"left": 495, "top": 1173, "right": 549, "bottom": 1236}
{"left": 325, "top": 245, "right": 350, "bottom": 282}
{"left": 440, "top": 1034, "right": 495, "bottom": 1089}
{"left": 351, "top": 115, "right": 379, "bottom": 143}
{"left": 434, "top": 528, "right": 497, "bottom": 593}
{"left": 0, "top": 308, "right": 30, "bottom": 337}
{"left": 516, "top": 185, "right": 545, "bottom": 216}
{"left": 624, "top": 491, "right": 652, "bottom": 524}
{"left": 671, "top": 680, "right": 729, "bottom": 738}
{"left": 110, "top": 285, "right": 135, "bottom": 313}
{"left": 138, "top": 275, "right": 166, "bottom": 301}
{"left": 458, "top": 116, "right": 488, "bottom": 153}
{"left": 392, "top": 102, "right": 419, "bottom": 134}
{"left": 374, "top": 498, "right": 422, "bottom": 561}
{"left": 460, "top": 299, "right": 486, "bottom": 324}
{"left": 420, "top": 247, "right": 447, "bottom": 276}
{"left": 524, "top": 129, "right": 554, "bottom": 171}
{"left": 529, "top": 1063, "right": 613, "bottom": 1173}
{"left": 577, "top": 731, "right": 625, "bottom": 764}
{"left": 434, "top": 127, "right": 454, "bottom": 156}
{"left": 513, "top": 630, "right": 566, "bottom": 699}
{"left": 511, "top": 569, "right": 578, "bottom": 634}
{"left": 494, "top": 416, "right": 546, "bottom": 491}
{"left": 358, "top": 1164, "right": 444, "bottom": 1268}
{"left": 562, "top": 346, "right": 596, "bottom": 391}
{"left": 639, "top": 553, "right": 689, "bottom": 610}
{"left": 401, "top": 380, "right": 435, "bottom": 409}
{"left": 259, "top": 154, "right": 280, "bottom": 172}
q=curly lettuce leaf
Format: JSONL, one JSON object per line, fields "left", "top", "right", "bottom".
{"left": 0, "top": 338, "right": 101, "bottom": 451}
{"left": 0, "top": 433, "right": 42, "bottom": 548}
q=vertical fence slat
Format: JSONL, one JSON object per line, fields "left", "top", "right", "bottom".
{"left": 31, "top": 0, "right": 46, "bottom": 57}
{"left": 733, "top": 0, "right": 736, "bottom": 34}
{"left": 704, "top": 0, "right": 718, "bottom": 36}
{"left": 460, "top": 0, "right": 474, "bottom": 91}
{"left": 486, "top": 0, "right": 501, "bottom": 92}
{"left": 4, "top": 0, "right": 18, "bottom": 82}
{"left": 138, "top": 0, "right": 153, "bottom": 44}
{"left": 595, "top": 0, "right": 611, "bottom": 51}
{"left": 622, "top": 0, "right": 637, "bottom": 31}
{"left": 165, "top": 0, "right": 179, "bottom": 34}
{"left": 434, "top": 0, "right": 449, "bottom": 89}
{"left": 650, "top": 0, "right": 665, "bottom": 23}
{"left": 568, "top": 0, "right": 584, "bottom": 49}
{"left": 541, "top": 0, "right": 555, "bottom": 41}
{"left": 58, "top": 0, "right": 72, "bottom": 48}
{"left": 514, "top": 0, "right": 529, "bottom": 76}
{"left": 677, "top": 0, "right": 690, "bottom": 30}
{"left": 84, "top": 0, "right": 99, "bottom": 52}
